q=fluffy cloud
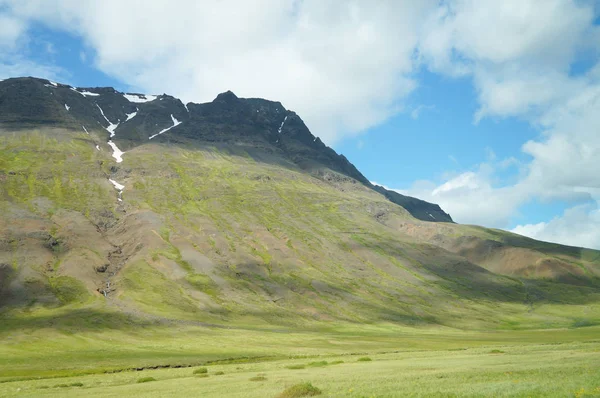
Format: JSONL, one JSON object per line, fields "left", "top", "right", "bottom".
{"left": 0, "top": 12, "right": 24, "bottom": 48}
{"left": 398, "top": 1, "right": 600, "bottom": 249}
{"left": 400, "top": 163, "right": 528, "bottom": 227}
{"left": 419, "top": 0, "right": 597, "bottom": 120}
{"left": 511, "top": 204, "right": 600, "bottom": 249}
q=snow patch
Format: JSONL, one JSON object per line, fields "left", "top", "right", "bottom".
{"left": 278, "top": 115, "right": 288, "bottom": 133}
{"left": 48, "top": 80, "right": 57, "bottom": 87}
{"left": 107, "top": 140, "right": 124, "bottom": 163}
{"left": 109, "top": 178, "right": 125, "bottom": 202}
{"left": 82, "top": 126, "right": 89, "bottom": 134}
{"left": 123, "top": 93, "right": 157, "bottom": 103}
{"left": 184, "top": 102, "right": 189, "bottom": 112}
{"left": 64, "top": 104, "right": 70, "bottom": 111}
{"left": 80, "top": 90, "right": 100, "bottom": 97}
{"left": 125, "top": 111, "right": 137, "bottom": 121}
{"left": 70, "top": 87, "right": 100, "bottom": 97}
{"left": 96, "top": 104, "right": 119, "bottom": 137}
{"left": 148, "top": 114, "right": 182, "bottom": 140}
{"left": 428, "top": 213, "right": 436, "bottom": 220}
{"left": 95, "top": 145, "right": 100, "bottom": 151}
{"left": 109, "top": 178, "right": 125, "bottom": 191}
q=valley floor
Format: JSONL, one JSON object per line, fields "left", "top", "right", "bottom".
{"left": 0, "top": 324, "right": 599, "bottom": 397}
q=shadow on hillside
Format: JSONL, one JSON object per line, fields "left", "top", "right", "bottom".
{"left": 483, "top": 227, "right": 600, "bottom": 259}
{"left": 341, "top": 236, "right": 600, "bottom": 307}
{"left": 0, "top": 308, "right": 159, "bottom": 334}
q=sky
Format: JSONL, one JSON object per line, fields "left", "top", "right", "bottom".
{"left": 1, "top": 0, "right": 600, "bottom": 249}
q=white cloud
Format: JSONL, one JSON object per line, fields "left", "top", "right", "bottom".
{"left": 401, "top": 165, "right": 528, "bottom": 227}
{"left": 401, "top": 0, "right": 600, "bottom": 249}
{"left": 511, "top": 204, "right": 600, "bottom": 249}
{"left": 0, "top": 12, "right": 25, "bottom": 49}
{"left": 419, "top": 0, "right": 597, "bottom": 121}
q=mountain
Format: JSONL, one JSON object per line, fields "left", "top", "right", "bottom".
{"left": 0, "top": 77, "right": 452, "bottom": 222}
{"left": 0, "top": 76, "right": 599, "bottom": 332}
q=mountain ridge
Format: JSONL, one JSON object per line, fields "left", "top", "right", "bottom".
{"left": 1, "top": 75, "right": 599, "bottom": 337}
{"left": 0, "top": 76, "right": 452, "bottom": 223}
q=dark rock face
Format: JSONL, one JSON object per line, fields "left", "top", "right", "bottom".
{"left": 0, "top": 77, "right": 453, "bottom": 223}
{"left": 371, "top": 185, "right": 452, "bottom": 222}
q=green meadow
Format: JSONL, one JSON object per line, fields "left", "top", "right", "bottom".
{"left": 0, "top": 324, "right": 599, "bottom": 397}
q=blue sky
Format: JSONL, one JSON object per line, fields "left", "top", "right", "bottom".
{"left": 1, "top": 1, "right": 600, "bottom": 249}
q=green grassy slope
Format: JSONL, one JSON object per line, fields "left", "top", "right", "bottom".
{"left": 1, "top": 128, "right": 600, "bottom": 384}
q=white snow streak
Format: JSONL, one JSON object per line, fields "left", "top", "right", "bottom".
{"left": 428, "top": 213, "right": 436, "bottom": 220}
{"left": 95, "top": 145, "right": 100, "bottom": 151}
{"left": 148, "top": 114, "right": 182, "bottom": 140}
{"left": 81, "top": 90, "right": 100, "bottom": 96}
{"left": 48, "top": 81, "right": 57, "bottom": 87}
{"left": 82, "top": 126, "right": 89, "bottom": 134}
{"left": 96, "top": 104, "right": 119, "bottom": 137}
{"left": 64, "top": 104, "right": 70, "bottom": 111}
{"left": 123, "top": 93, "right": 157, "bottom": 103}
{"left": 109, "top": 178, "right": 125, "bottom": 191}
{"left": 107, "top": 141, "right": 124, "bottom": 163}
{"left": 278, "top": 116, "right": 288, "bottom": 133}
{"left": 109, "top": 178, "right": 125, "bottom": 202}
{"left": 125, "top": 111, "right": 137, "bottom": 121}
{"left": 184, "top": 103, "right": 189, "bottom": 112}
{"left": 70, "top": 87, "right": 100, "bottom": 97}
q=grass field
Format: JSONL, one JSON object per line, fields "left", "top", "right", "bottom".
{"left": 0, "top": 325, "right": 599, "bottom": 397}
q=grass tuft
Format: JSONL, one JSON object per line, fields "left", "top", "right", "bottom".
{"left": 136, "top": 377, "right": 156, "bottom": 383}
{"left": 277, "top": 382, "right": 322, "bottom": 398}
{"left": 249, "top": 376, "right": 267, "bottom": 381}
{"left": 285, "top": 364, "right": 306, "bottom": 370}
{"left": 193, "top": 367, "right": 208, "bottom": 374}
{"left": 357, "top": 357, "right": 372, "bottom": 362}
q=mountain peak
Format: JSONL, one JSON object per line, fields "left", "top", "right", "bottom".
{"left": 214, "top": 90, "right": 238, "bottom": 103}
